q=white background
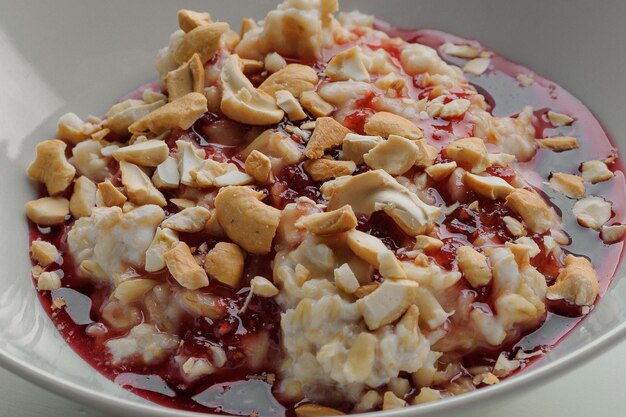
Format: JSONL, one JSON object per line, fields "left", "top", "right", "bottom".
{"left": 1, "top": 339, "right": 625, "bottom": 417}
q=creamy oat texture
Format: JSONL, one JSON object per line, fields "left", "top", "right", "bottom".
{"left": 25, "top": 0, "right": 616, "bottom": 413}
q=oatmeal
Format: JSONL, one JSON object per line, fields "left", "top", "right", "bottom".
{"left": 25, "top": 0, "right": 625, "bottom": 415}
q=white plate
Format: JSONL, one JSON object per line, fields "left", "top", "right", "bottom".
{"left": 1, "top": 1, "right": 625, "bottom": 416}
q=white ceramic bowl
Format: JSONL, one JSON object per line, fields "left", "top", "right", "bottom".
{"left": 1, "top": 1, "right": 625, "bottom": 416}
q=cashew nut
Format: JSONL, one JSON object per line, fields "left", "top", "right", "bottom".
{"left": 27, "top": 139, "right": 76, "bottom": 195}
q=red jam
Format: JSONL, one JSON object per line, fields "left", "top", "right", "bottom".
{"left": 28, "top": 22, "right": 626, "bottom": 416}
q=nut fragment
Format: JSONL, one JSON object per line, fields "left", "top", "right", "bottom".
{"left": 31, "top": 240, "right": 60, "bottom": 267}
{"left": 505, "top": 188, "right": 551, "bottom": 233}
{"left": 264, "top": 52, "right": 287, "bottom": 73}
{"left": 463, "top": 173, "right": 514, "bottom": 200}
{"left": 114, "top": 279, "right": 158, "bottom": 303}
{"left": 414, "top": 236, "right": 444, "bottom": 251}
{"left": 537, "top": 136, "right": 579, "bottom": 151}
{"left": 295, "top": 205, "right": 357, "bottom": 235}
{"left": 275, "top": 90, "right": 307, "bottom": 121}
{"left": 546, "top": 255, "right": 599, "bottom": 306}
{"left": 56, "top": 113, "right": 97, "bottom": 144}
{"left": 244, "top": 150, "right": 273, "bottom": 184}
{"left": 549, "top": 173, "right": 585, "bottom": 198}
{"left": 333, "top": 264, "right": 360, "bottom": 294}
{"left": 382, "top": 391, "right": 407, "bottom": 410}
{"left": 190, "top": 158, "right": 238, "bottom": 187}
{"left": 425, "top": 162, "right": 457, "bottom": 181}
{"left": 214, "top": 170, "right": 254, "bottom": 187}
{"left": 152, "top": 156, "right": 181, "bottom": 189}
{"left": 439, "top": 98, "right": 471, "bottom": 119}
{"left": 346, "top": 230, "right": 390, "bottom": 268}
{"left": 37, "top": 271, "right": 62, "bottom": 291}
{"left": 25, "top": 197, "right": 70, "bottom": 225}
{"left": 342, "top": 133, "right": 383, "bottom": 165}
{"left": 205, "top": 242, "right": 246, "bottom": 288}
{"left": 220, "top": 55, "right": 284, "bottom": 125}
{"left": 120, "top": 161, "right": 167, "bottom": 207}
{"left": 363, "top": 135, "right": 419, "bottom": 175}
{"left": 445, "top": 137, "right": 489, "bottom": 173}
{"left": 581, "top": 160, "right": 614, "bottom": 184}
{"left": 547, "top": 111, "right": 574, "bottom": 127}
{"left": 165, "top": 53, "right": 206, "bottom": 101}
{"left": 377, "top": 250, "right": 406, "bottom": 279}
{"left": 145, "top": 227, "right": 180, "bottom": 272}
{"left": 573, "top": 196, "right": 611, "bottom": 230}
{"left": 259, "top": 64, "right": 318, "bottom": 98}
{"left": 251, "top": 276, "right": 279, "bottom": 297}
{"left": 163, "top": 242, "right": 209, "bottom": 290}
{"left": 27, "top": 139, "right": 76, "bottom": 195}
{"left": 304, "top": 117, "right": 352, "bottom": 159}
{"left": 503, "top": 216, "right": 526, "bottom": 237}
{"left": 364, "top": 112, "right": 423, "bottom": 140}
{"left": 178, "top": 9, "right": 212, "bottom": 33}
{"left": 177, "top": 140, "right": 206, "bottom": 186}
{"left": 294, "top": 404, "right": 345, "bottom": 417}
{"left": 299, "top": 91, "right": 335, "bottom": 117}
{"left": 457, "top": 246, "right": 492, "bottom": 288}
{"left": 161, "top": 207, "right": 211, "bottom": 233}
{"left": 97, "top": 180, "right": 127, "bottom": 207}
{"left": 303, "top": 159, "right": 356, "bottom": 181}
{"left": 414, "top": 139, "right": 438, "bottom": 168}
{"left": 356, "top": 279, "right": 419, "bottom": 330}
{"left": 325, "top": 46, "right": 370, "bottom": 82}
{"left": 214, "top": 186, "right": 281, "bottom": 254}
{"left": 174, "top": 22, "right": 229, "bottom": 64}
{"left": 129, "top": 93, "right": 207, "bottom": 135}
{"left": 111, "top": 140, "right": 169, "bottom": 167}
{"left": 462, "top": 58, "right": 490, "bottom": 75}
{"left": 69, "top": 176, "right": 97, "bottom": 218}
{"left": 106, "top": 100, "right": 165, "bottom": 136}
{"left": 442, "top": 43, "right": 480, "bottom": 58}
{"left": 601, "top": 224, "right": 626, "bottom": 244}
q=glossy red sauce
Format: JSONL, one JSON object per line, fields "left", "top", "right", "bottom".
{"left": 28, "top": 22, "right": 625, "bottom": 416}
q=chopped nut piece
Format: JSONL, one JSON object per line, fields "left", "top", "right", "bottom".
{"left": 439, "top": 98, "right": 471, "bottom": 119}
{"left": 161, "top": 207, "right": 211, "bottom": 233}
{"left": 364, "top": 111, "right": 423, "bottom": 140}
{"left": 442, "top": 43, "right": 480, "bottom": 58}
{"left": 354, "top": 282, "right": 380, "bottom": 298}
{"left": 382, "top": 391, "right": 407, "bottom": 410}
{"left": 264, "top": 52, "right": 287, "bottom": 73}
{"left": 245, "top": 150, "right": 273, "bottom": 184}
{"left": 31, "top": 240, "right": 60, "bottom": 267}
{"left": 27, "top": 139, "right": 76, "bottom": 195}
{"left": 601, "top": 224, "right": 626, "bottom": 244}
{"left": 214, "top": 170, "right": 254, "bottom": 187}
{"left": 377, "top": 250, "right": 406, "bottom": 279}
{"left": 463, "top": 173, "right": 514, "bottom": 200}
{"left": 457, "top": 246, "right": 492, "bottom": 287}
{"left": 503, "top": 216, "right": 526, "bottom": 237}
{"left": 581, "top": 160, "right": 614, "bottom": 184}
{"left": 56, "top": 113, "right": 96, "bottom": 144}
{"left": 214, "top": 186, "right": 281, "bottom": 254}
{"left": 342, "top": 133, "right": 383, "bottom": 165}
{"left": 346, "top": 229, "right": 390, "bottom": 268}
{"left": 239, "top": 17, "right": 257, "bottom": 38}
{"left": 516, "top": 73, "right": 535, "bottom": 86}
{"left": 191, "top": 158, "right": 237, "bottom": 188}
{"left": 303, "top": 159, "right": 356, "bottom": 181}
{"left": 487, "top": 153, "right": 516, "bottom": 167}
{"left": 325, "top": 46, "right": 370, "bottom": 82}
{"left": 294, "top": 404, "right": 345, "bottom": 417}
{"left": 547, "top": 111, "right": 574, "bottom": 127}
{"left": 97, "top": 180, "right": 127, "bottom": 207}
{"left": 425, "top": 161, "right": 457, "bottom": 181}
{"left": 174, "top": 22, "right": 229, "bottom": 64}
{"left": 182, "top": 357, "right": 216, "bottom": 378}
{"left": 37, "top": 271, "right": 62, "bottom": 291}
{"left": 259, "top": 64, "right": 319, "bottom": 98}
{"left": 299, "top": 91, "right": 335, "bottom": 117}
{"left": 493, "top": 352, "right": 521, "bottom": 377}
{"left": 70, "top": 176, "right": 97, "bottom": 218}
{"left": 295, "top": 205, "right": 357, "bottom": 235}
{"left": 120, "top": 161, "right": 167, "bottom": 207}
{"left": 356, "top": 279, "right": 419, "bottom": 330}
{"left": 205, "top": 242, "right": 245, "bottom": 288}
{"left": 345, "top": 332, "right": 376, "bottom": 382}
{"left": 445, "top": 137, "right": 489, "bottom": 173}
{"left": 547, "top": 255, "right": 599, "bottom": 306}
{"left": 473, "top": 372, "right": 500, "bottom": 385}
{"left": 25, "top": 197, "right": 70, "bottom": 225}
{"left": 177, "top": 140, "right": 205, "bottom": 186}
{"left": 414, "top": 139, "right": 438, "bottom": 168}
{"left": 463, "top": 58, "right": 490, "bottom": 75}
{"left": 573, "top": 196, "right": 611, "bottom": 230}
{"left": 152, "top": 156, "right": 181, "bottom": 189}
{"left": 163, "top": 242, "right": 209, "bottom": 290}
{"left": 549, "top": 173, "right": 585, "bottom": 198}
{"left": 363, "top": 135, "right": 419, "bottom": 175}
{"left": 165, "top": 53, "right": 205, "bottom": 101}
{"left": 129, "top": 92, "right": 208, "bottom": 135}
{"left": 328, "top": 170, "right": 441, "bottom": 236}
{"left": 538, "top": 136, "right": 579, "bottom": 151}
{"left": 178, "top": 9, "right": 212, "bottom": 32}
{"left": 114, "top": 279, "right": 158, "bottom": 303}
{"left": 334, "top": 264, "right": 360, "bottom": 294}
{"left": 251, "top": 276, "right": 279, "bottom": 297}
{"left": 413, "top": 388, "right": 443, "bottom": 404}
{"left": 414, "top": 235, "right": 444, "bottom": 251}
{"left": 220, "top": 55, "right": 284, "bottom": 126}
{"left": 145, "top": 227, "right": 179, "bottom": 272}
{"left": 275, "top": 90, "right": 307, "bottom": 121}
{"left": 111, "top": 140, "right": 169, "bottom": 167}
{"left": 505, "top": 188, "right": 551, "bottom": 233}
{"left": 105, "top": 99, "right": 165, "bottom": 136}
{"left": 304, "top": 117, "right": 352, "bottom": 159}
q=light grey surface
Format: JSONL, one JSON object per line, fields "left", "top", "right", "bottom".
{"left": 2, "top": 338, "right": 626, "bottom": 417}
